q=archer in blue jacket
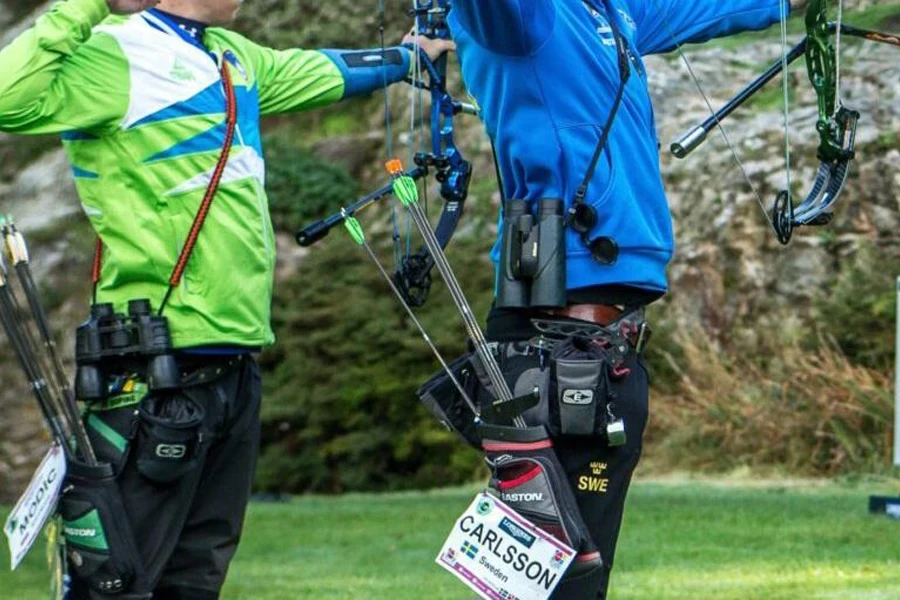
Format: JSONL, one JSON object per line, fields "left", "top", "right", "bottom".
{"left": 446, "top": 1, "right": 785, "bottom": 598}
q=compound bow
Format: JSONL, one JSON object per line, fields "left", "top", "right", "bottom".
{"left": 666, "top": 0, "right": 900, "bottom": 245}
{"left": 296, "top": 0, "right": 529, "bottom": 425}
{"left": 394, "top": 0, "right": 476, "bottom": 306}
{"left": 296, "top": 0, "right": 475, "bottom": 307}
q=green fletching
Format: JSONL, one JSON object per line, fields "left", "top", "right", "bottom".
{"left": 393, "top": 176, "right": 419, "bottom": 207}
{"left": 343, "top": 216, "right": 366, "bottom": 245}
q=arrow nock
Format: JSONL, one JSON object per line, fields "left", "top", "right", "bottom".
{"left": 385, "top": 159, "right": 405, "bottom": 178}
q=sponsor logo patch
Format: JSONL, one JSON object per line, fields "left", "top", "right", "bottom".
{"left": 155, "top": 444, "right": 187, "bottom": 459}
{"left": 501, "top": 492, "right": 544, "bottom": 503}
{"left": 64, "top": 527, "right": 97, "bottom": 539}
{"left": 170, "top": 58, "right": 196, "bottom": 82}
{"left": 562, "top": 389, "right": 594, "bottom": 405}
{"left": 498, "top": 517, "right": 536, "bottom": 549}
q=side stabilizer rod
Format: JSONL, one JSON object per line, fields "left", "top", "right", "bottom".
{"left": 670, "top": 23, "right": 899, "bottom": 159}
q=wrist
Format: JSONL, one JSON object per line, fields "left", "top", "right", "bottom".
{"left": 402, "top": 44, "right": 416, "bottom": 78}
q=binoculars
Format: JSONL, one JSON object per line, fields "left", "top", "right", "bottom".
{"left": 75, "top": 299, "right": 180, "bottom": 401}
{"left": 497, "top": 198, "right": 566, "bottom": 308}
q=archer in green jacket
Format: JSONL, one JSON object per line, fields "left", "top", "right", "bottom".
{"left": 0, "top": 0, "right": 452, "bottom": 597}
{"left": 0, "top": 0, "right": 450, "bottom": 348}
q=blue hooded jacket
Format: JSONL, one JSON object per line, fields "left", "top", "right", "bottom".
{"left": 448, "top": 0, "right": 785, "bottom": 297}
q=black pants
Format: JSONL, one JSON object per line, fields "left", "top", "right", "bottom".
{"left": 487, "top": 312, "right": 650, "bottom": 600}
{"left": 554, "top": 351, "right": 648, "bottom": 599}
{"left": 70, "top": 354, "right": 262, "bottom": 600}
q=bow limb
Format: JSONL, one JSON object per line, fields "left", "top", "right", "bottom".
{"left": 665, "top": 0, "right": 899, "bottom": 245}
{"left": 392, "top": 0, "right": 475, "bottom": 307}
{"left": 770, "top": 0, "right": 855, "bottom": 244}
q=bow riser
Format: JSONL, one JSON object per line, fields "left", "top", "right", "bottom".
{"left": 806, "top": 0, "right": 838, "bottom": 129}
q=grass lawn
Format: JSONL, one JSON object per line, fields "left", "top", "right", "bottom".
{"left": 2, "top": 478, "right": 899, "bottom": 599}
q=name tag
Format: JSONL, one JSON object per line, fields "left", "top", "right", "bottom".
{"left": 4, "top": 444, "right": 66, "bottom": 570}
{"left": 436, "top": 492, "right": 575, "bottom": 600}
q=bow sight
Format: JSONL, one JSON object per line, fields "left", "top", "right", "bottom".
{"left": 408, "top": 0, "right": 448, "bottom": 38}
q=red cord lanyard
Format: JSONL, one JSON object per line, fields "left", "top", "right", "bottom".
{"left": 92, "top": 57, "right": 238, "bottom": 314}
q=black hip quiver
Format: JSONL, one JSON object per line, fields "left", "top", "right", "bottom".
{"left": 480, "top": 424, "right": 604, "bottom": 588}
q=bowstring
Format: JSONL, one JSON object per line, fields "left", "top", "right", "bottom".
{"left": 647, "top": 0, "right": 777, "bottom": 232}
{"left": 378, "top": 0, "right": 392, "bottom": 159}
{"left": 779, "top": 0, "right": 793, "bottom": 204}
{"left": 378, "top": 0, "right": 404, "bottom": 267}
{"left": 407, "top": 0, "right": 428, "bottom": 234}
{"left": 410, "top": 5, "right": 427, "bottom": 169}
{"left": 835, "top": 0, "right": 844, "bottom": 109}
{"left": 414, "top": 1, "right": 431, "bottom": 221}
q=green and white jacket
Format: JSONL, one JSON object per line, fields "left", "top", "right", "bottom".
{"left": 0, "top": 0, "right": 412, "bottom": 348}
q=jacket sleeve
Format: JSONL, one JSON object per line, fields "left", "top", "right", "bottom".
{"left": 0, "top": 0, "right": 130, "bottom": 135}
{"left": 449, "top": 0, "right": 557, "bottom": 56}
{"left": 623, "top": 0, "right": 786, "bottom": 55}
{"left": 244, "top": 37, "right": 413, "bottom": 116}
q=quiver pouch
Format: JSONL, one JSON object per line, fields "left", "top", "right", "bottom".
{"left": 135, "top": 392, "right": 205, "bottom": 484}
{"left": 480, "top": 424, "right": 601, "bottom": 566}
{"left": 60, "top": 460, "right": 142, "bottom": 596}
{"left": 416, "top": 354, "right": 481, "bottom": 449}
{"left": 550, "top": 337, "right": 615, "bottom": 438}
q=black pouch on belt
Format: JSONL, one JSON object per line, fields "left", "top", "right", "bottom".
{"left": 135, "top": 391, "right": 205, "bottom": 484}
{"left": 59, "top": 460, "right": 144, "bottom": 596}
{"left": 480, "top": 423, "right": 602, "bottom": 570}
{"left": 550, "top": 337, "right": 615, "bottom": 438}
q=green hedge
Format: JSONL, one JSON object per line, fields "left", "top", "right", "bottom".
{"left": 256, "top": 137, "right": 494, "bottom": 493}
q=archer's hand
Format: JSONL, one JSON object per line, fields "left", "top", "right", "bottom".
{"left": 402, "top": 31, "right": 456, "bottom": 63}
{"left": 107, "top": 0, "right": 160, "bottom": 15}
